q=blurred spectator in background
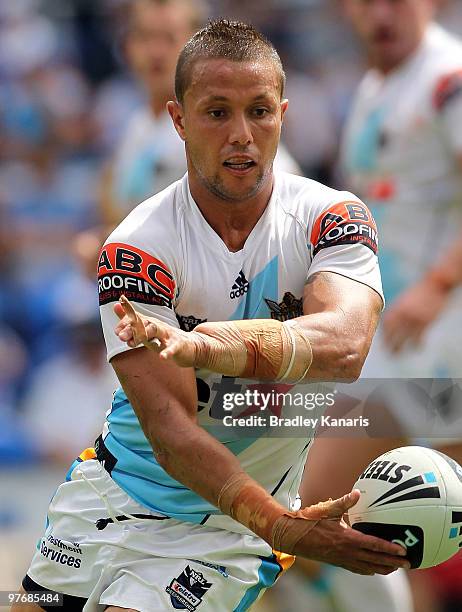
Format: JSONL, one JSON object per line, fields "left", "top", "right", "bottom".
{"left": 0, "top": 326, "right": 33, "bottom": 464}
{"left": 22, "top": 314, "right": 117, "bottom": 465}
{"left": 0, "top": 1, "right": 102, "bottom": 379}
{"left": 21, "top": 275, "right": 118, "bottom": 465}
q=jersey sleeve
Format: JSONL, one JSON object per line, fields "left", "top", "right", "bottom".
{"left": 98, "top": 239, "right": 179, "bottom": 361}
{"left": 307, "top": 198, "right": 384, "bottom": 303}
{"left": 433, "top": 68, "right": 462, "bottom": 153}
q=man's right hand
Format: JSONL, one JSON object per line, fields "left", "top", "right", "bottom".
{"left": 293, "top": 490, "right": 410, "bottom": 575}
{"left": 114, "top": 296, "right": 199, "bottom": 367}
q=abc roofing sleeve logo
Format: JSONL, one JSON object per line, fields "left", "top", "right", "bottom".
{"left": 310, "top": 200, "right": 378, "bottom": 256}
{"left": 166, "top": 565, "right": 213, "bottom": 611}
{"left": 98, "top": 243, "right": 175, "bottom": 309}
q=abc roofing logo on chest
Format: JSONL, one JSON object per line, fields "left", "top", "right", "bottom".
{"left": 166, "top": 565, "right": 213, "bottom": 611}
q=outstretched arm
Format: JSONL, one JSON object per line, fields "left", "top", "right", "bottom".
{"left": 112, "top": 300, "right": 407, "bottom": 575}
{"left": 115, "top": 271, "right": 382, "bottom": 382}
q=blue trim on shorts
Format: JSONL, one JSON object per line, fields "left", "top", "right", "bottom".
{"left": 65, "top": 458, "right": 82, "bottom": 482}
{"left": 112, "top": 466, "right": 186, "bottom": 489}
{"left": 233, "top": 554, "right": 280, "bottom": 611}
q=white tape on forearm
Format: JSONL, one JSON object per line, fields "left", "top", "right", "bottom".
{"left": 278, "top": 324, "right": 296, "bottom": 381}
{"left": 279, "top": 321, "right": 313, "bottom": 383}
{"left": 192, "top": 318, "right": 312, "bottom": 381}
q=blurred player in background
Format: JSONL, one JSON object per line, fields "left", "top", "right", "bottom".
{"left": 342, "top": 0, "right": 462, "bottom": 392}
{"left": 74, "top": 0, "right": 205, "bottom": 276}
{"left": 300, "top": 1, "right": 462, "bottom": 611}
{"left": 100, "top": 0, "right": 206, "bottom": 223}
{"left": 13, "top": 19, "right": 410, "bottom": 612}
{"left": 75, "top": 0, "right": 300, "bottom": 277}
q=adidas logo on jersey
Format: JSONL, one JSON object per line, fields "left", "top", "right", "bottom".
{"left": 230, "top": 270, "right": 249, "bottom": 299}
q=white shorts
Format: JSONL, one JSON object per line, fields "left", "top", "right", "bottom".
{"left": 24, "top": 459, "right": 293, "bottom": 612}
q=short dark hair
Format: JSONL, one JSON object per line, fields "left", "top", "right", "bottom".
{"left": 175, "top": 19, "right": 286, "bottom": 104}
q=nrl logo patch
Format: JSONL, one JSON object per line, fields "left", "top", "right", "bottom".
{"left": 166, "top": 565, "right": 213, "bottom": 610}
{"left": 176, "top": 315, "right": 207, "bottom": 332}
{"left": 265, "top": 292, "right": 303, "bottom": 321}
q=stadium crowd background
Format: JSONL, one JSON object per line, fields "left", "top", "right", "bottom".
{"left": 2, "top": 0, "right": 462, "bottom": 609}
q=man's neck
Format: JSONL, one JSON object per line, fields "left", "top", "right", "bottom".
{"left": 188, "top": 170, "right": 274, "bottom": 253}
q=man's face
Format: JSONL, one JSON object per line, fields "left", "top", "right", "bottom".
{"left": 345, "top": 0, "right": 435, "bottom": 72}
{"left": 125, "top": 0, "right": 194, "bottom": 95}
{"left": 170, "top": 58, "right": 287, "bottom": 203}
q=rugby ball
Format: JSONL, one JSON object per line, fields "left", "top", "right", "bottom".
{"left": 348, "top": 446, "right": 462, "bottom": 569}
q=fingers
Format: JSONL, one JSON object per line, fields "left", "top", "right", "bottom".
{"left": 114, "top": 302, "right": 126, "bottom": 321}
{"left": 114, "top": 295, "right": 158, "bottom": 348}
{"left": 295, "top": 511, "right": 410, "bottom": 577}
{"left": 342, "top": 531, "right": 410, "bottom": 569}
{"left": 337, "top": 524, "right": 409, "bottom": 571}
{"left": 114, "top": 298, "right": 140, "bottom": 337}
{"left": 354, "top": 548, "right": 411, "bottom": 570}
{"left": 119, "top": 294, "right": 139, "bottom": 324}
{"left": 384, "top": 324, "right": 421, "bottom": 354}
{"left": 327, "top": 530, "right": 410, "bottom": 575}
{"left": 343, "top": 562, "right": 399, "bottom": 576}
{"left": 341, "top": 546, "right": 410, "bottom": 574}
{"left": 349, "top": 529, "right": 407, "bottom": 558}
{"left": 114, "top": 313, "right": 135, "bottom": 345}
{"left": 382, "top": 305, "right": 409, "bottom": 353}
{"left": 158, "top": 341, "right": 179, "bottom": 361}
{"left": 300, "top": 489, "right": 360, "bottom": 520}
{"left": 382, "top": 303, "right": 427, "bottom": 354}
{"left": 325, "top": 489, "right": 360, "bottom": 517}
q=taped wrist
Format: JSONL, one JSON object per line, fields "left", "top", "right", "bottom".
{"left": 271, "top": 501, "right": 335, "bottom": 554}
{"left": 217, "top": 472, "right": 335, "bottom": 554}
{"left": 217, "top": 471, "right": 287, "bottom": 544}
{"left": 191, "top": 319, "right": 312, "bottom": 381}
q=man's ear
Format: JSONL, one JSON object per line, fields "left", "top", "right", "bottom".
{"left": 167, "top": 100, "right": 186, "bottom": 141}
{"left": 281, "top": 98, "right": 289, "bottom": 121}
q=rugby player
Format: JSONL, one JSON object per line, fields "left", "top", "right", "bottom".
{"left": 14, "top": 20, "right": 409, "bottom": 612}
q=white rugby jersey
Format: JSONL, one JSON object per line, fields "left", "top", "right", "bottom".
{"left": 98, "top": 171, "right": 382, "bottom": 531}
{"left": 341, "top": 23, "right": 462, "bottom": 303}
